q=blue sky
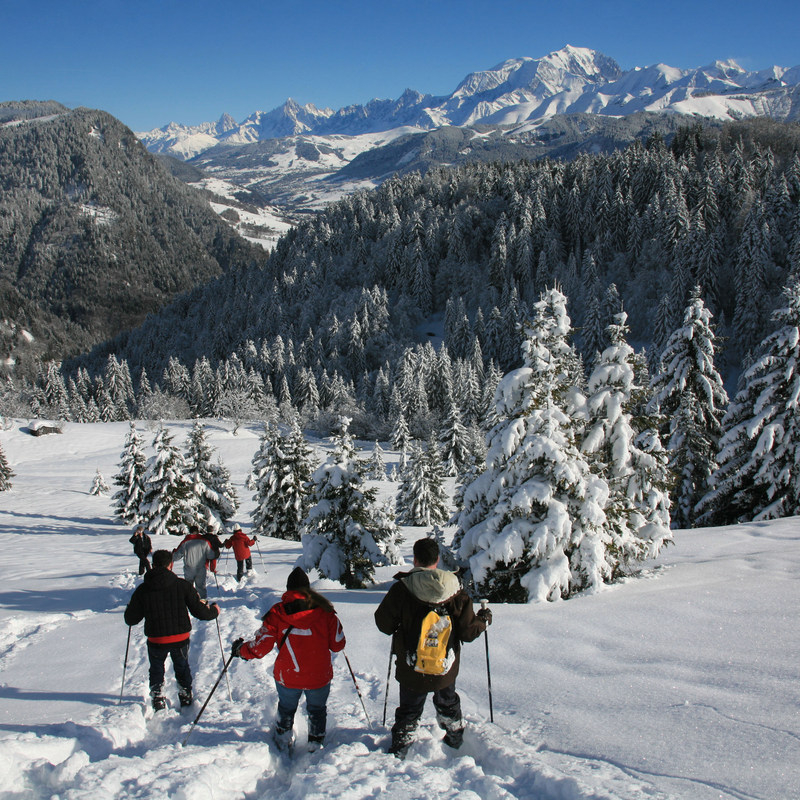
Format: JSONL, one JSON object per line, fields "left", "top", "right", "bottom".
{"left": 2, "top": 0, "right": 798, "bottom": 132}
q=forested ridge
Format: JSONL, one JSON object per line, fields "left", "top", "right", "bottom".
{"left": 4, "top": 117, "right": 800, "bottom": 537}
{"left": 0, "top": 105, "right": 268, "bottom": 372}
{"left": 74, "top": 117, "right": 800, "bottom": 380}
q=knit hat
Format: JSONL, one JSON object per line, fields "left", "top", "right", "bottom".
{"left": 287, "top": 567, "right": 310, "bottom": 590}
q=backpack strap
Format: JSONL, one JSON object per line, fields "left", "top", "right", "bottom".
{"left": 276, "top": 625, "right": 294, "bottom": 652}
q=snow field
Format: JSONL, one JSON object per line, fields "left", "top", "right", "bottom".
{"left": 0, "top": 420, "right": 798, "bottom": 799}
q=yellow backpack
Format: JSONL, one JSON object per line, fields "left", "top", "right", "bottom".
{"left": 414, "top": 608, "right": 453, "bottom": 675}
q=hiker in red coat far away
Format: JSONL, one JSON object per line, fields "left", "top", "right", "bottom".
{"left": 230, "top": 567, "right": 346, "bottom": 753}
{"left": 223, "top": 527, "right": 257, "bottom": 581}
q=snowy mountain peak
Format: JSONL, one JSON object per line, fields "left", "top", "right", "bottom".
{"left": 452, "top": 46, "right": 621, "bottom": 102}
{"left": 137, "top": 45, "right": 800, "bottom": 161}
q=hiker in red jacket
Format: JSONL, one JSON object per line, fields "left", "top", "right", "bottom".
{"left": 231, "top": 567, "right": 346, "bottom": 752}
{"left": 223, "top": 527, "right": 257, "bottom": 581}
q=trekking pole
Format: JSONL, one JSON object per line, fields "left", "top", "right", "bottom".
{"left": 211, "top": 572, "right": 233, "bottom": 702}
{"left": 118, "top": 625, "right": 132, "bottom": 704}
{"left": 480, "top": 599, "right": 494, "bottom": 723}
{"left": 382, "top": 643, "right": 393, "bottom": 726}
{"left": 343, "top": 650, "right": 373, "bottom": 730}
{"left": 254, "top": 538, "right": 265, "bottom": 571}
{"left": 182, "top": 653, "right": 235, "bottom": 746}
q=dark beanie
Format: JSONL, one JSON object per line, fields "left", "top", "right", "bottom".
{"left": 287, "top": 567, "right": 310, "bottom": 590}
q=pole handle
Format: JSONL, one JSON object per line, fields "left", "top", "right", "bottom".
{"left": 479, "top": 598, "right": 489, "bottom": 610}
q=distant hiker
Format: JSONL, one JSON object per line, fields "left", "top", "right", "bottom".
{"left": 129, "top": 525, "right": 152, "bottom": 575}
{"left": 172, "top": 527, "right": 216, "bottom": 599}
{"left": 201, "top": 526, "right": 224, "bottom": 575}
{"left": 123, "top": 549, "right": 220, "bottom": 711}
{"left": 223, "top": 527, "right": 257, "bottom": 580}
{"left": 374, "top": 537, "right": 491, "bottom": 758}
{"left": 230, "top": 566, "right": 346, "bottom": 752}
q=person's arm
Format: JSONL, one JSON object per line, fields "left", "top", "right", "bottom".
{"left": 123, "top": 587, "right": 144, "bottom": 626}
{"left": 453, "top": 591, "right": 486, "bottom": 643}
{"left": 374, "top": 583, "right": 402, "bottom": 635}
{"left": 328, "top": 612, "right": 346, "bottom": 652}
{"left": 185, "top": 583, "right": 220, "bottom": 621}
{"left": 239, "top": 610, "right": 279, "bottom": 660}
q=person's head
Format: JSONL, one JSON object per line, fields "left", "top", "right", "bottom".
{"left": 413, "top": 538, "right": 440, "bottom": 569}
{"left": 152, "top": 549, "right": 173, "bottom": 569}
{"left": 286, "top": 566, "right": 310, "bottom": 590}
{"left": 135, "top": 526, "right": 144, "bottom": 535}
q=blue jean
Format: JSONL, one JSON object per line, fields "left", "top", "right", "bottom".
{"left": 147, "top": 640, "right": 192, "bottom": 692}
{"left": 275, "top": 681, "right": 330, "bottom": 738}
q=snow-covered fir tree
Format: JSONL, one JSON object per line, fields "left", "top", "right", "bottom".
{"left": 90, "top": 468, "right": 110, "bottom": 496}
{"left": 429, "top": 526, "right": 460, "bottom": 572}
{"left": 251, "top": 419, "right": 316, "bottom": 541}
{"left": 649, "top": 288, "right": 728, "bottom": 528}
{"left": 582, "top": 312, "right": 672, "bottom": 571}
{"left": 249, "top": 421, "right": 281, "bottom": 537}
{"left": 139, "top": 425, "right": 195, "bottom": 536}
{"left": 698, "top": 276, "right": 800, "bottom": 523}
{"left": 300, "top": 417, "right": 402, "bottom": 588}
{"left": 112, "top": 422, "right": 147, "bottom": 525}
{"left": 456, "top": 288, "right": 610, "bottom": 603}
{"left": 438, "top": 398, "right": 472, "bottom": 477}
{"left": 366, "top": 440, "right": 386, "bottom": 480}
{"left": 184, "top": 420, "right": 239, "bottom": 529}
{"left": 0, "top": 442, "right": 14, "bottom": 491}
{"left": 395, "top": 439, "right": 450, "bottom": 526}
{"left": 391, "top": 411, "right": 412, "bottom": 452}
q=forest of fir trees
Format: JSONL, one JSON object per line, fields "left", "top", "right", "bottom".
{"left": 2, "top": 120, "right": 800, "bottom": 544}
{"left": 95, "top": 270, "right": 800, "bottom": 603}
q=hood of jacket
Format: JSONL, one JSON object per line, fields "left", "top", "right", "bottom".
{"left": 141, "top": 566, "right": 178, "bottom": 591}
{"left": 400, "top": 567, "right": 460, "bottom": 605}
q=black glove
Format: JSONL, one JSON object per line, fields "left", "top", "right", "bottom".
{"left": 477, "top": 608, "right": 492, "bottom": 626}
{"left": 231, "top": 637, "right": 245, "bottom": 658}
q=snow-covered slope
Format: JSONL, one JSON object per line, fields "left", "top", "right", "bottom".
{"left": 138, "top": 45, "right": 800, "bottom": 160}
{"left": 0, "top": 419, "right": 798, "bottom": 799}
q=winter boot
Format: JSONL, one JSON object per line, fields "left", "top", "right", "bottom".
{"left": 151, "top": 685, "right": 166, "bottom": 712}
{"left": 178, "top": 686, "right": 193, "bottom": 707}
{"left": 307, "top": 734, "right": 325, "bottom": 753}
{"left": 437, "top": 713, "right": 465, "bottom": 749}
{"left": 388, "top": 725, "right": 415, "bottom": 759}
{"left": 272, "top": 725, "right": 295, "bottom": 753}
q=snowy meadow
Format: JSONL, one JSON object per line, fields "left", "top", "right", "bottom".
{"left": 0, "top": 420, "right": 797, "bottom": 800}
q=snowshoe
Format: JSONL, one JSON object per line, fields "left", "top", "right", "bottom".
{"left": 178, "top": 687, "right": 193, "bottom": 708}
{"left": 438, "top": 713, "right": 465, "bottom": 749}
{"left": 388, "top": 727, "right": 414, "bottom": 760}
{"left": 151, "top": 685, "right": 166, "bottom": 712}
{"left": 273, "top": 726, "right": 295, "bottom": 753}
{"left": 307, "top": 734, "right": 325, "bottom": 753}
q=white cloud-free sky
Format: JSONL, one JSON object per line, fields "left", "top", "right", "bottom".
{"left": 2, "top": 0, "right": 799, "bottom": 131}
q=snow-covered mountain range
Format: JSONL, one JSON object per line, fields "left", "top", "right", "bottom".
{"left": 139, "top": 45, "right": 800, "bottom": 160}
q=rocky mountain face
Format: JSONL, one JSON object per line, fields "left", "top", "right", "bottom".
{"left": 137, "top": 46, "right": 800, "bottom": 215}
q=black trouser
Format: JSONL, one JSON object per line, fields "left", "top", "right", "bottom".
{"left": 235, "top": 556, "right": 253, "bottom": 580}
{"left": 137, "top": 556, "right": 151, "bottom": 575}
{"left": 392, "top": 683, "right": 462, "bottom": 740}
{"left": 147, "top": 640, "right": 192, "bottom": 693}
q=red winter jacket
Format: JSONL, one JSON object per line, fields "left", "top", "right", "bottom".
{"left": 239, "top": 589, "right": 346, "bottom": 689}
{"left": 224, "top": 529, "right": 255, "bottom": 561}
